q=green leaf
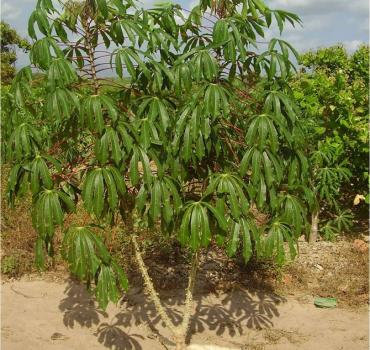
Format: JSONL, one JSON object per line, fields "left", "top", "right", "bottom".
{"left": 35, "top": 238, "right": 45, "bottom": 269}
{"left": 96, "top": 0, "right": 109, "bottom": 18}
{"left": 227, "top": 220, "right": 240, "bottom": 257}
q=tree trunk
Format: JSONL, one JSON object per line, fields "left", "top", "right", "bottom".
{"left": 131, "top": 235, "right": 200, "bottom": 349}
{"left": 309, "top": 211, "right": 319, "bottom": 243}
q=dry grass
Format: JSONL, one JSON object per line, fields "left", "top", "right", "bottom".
{"left": 1, "top": 166, "right": 39, "bottom": 276}
{"left": 263, "top": 328, "right": 307, "bottom": 345}
{"left": 279, "top": 239, "right": 369, "bottom": 309}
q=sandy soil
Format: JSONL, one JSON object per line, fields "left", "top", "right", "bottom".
{"left": 1, "top": 276, "right": 368, "bottom": 350}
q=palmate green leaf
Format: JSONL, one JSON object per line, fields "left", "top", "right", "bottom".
{"left": 315, "top": 165, "right": 351, "bottom": 206}
{"left": 62, "top": 226, "right": 101, "bottom": 280}
{"left": 46, "top": 88, "right": 79, "bottom": 121}
{"left": 47, "top": 58, "right": 77, "bottom": 90}
{"left": 116, "top": 121, "right": 134, "bottom": 154}
{"left": 32, "top": 189, "right": 75, "bottom": 239}
{"left": 141, "top": 61, "right": 175, "bottom": 92}
{"left": 28, "top": 8, "right": 50, "bottom": 40}
{"left": 204, "top": 173, "right": 249, "bottom": 220}
{"left": 7, "top": 164, "right": 30, "bottom": 207}
{"left": 240, "top": 147, "right": 283, "bottom": 186}
{"left": 162, "top": 177, "right": 182, "bottom": 223}
{"left": 173, "top": 63, "right": 192, "bottom": 94}
{"left": 188, "top": 49, "right": 219, "bottom": 82}
{"left": 321, "top": 221, "right": 339, "bottom": 241}
{"left": 95, "top": 127, "right": 122, "bottom": 165}
{"left": 277, "top": 194, "right": 306, "bottom": 237}
{"left": 268, "top": 38, "right": 299, "bottom": 61}
{"left": 213, "top": 16, "right": 252, "bottom": 63}
{"left": 11, "top": 66, "right": 33, "bottom": 85}
{"left": 136, "top": 96, "right": 171, "bottom": 140}
{"left": 113, "top": 47, "right": 150, "bottom": 80}
{"left": 145, "top": 25, "right": 178, "bottom": 54}
{"left": 271, "top": 9, "right": 302, "bottom": 34}
{"left": 30, "top": 37, "right": 63, "bottom": 70}
{"left": 173, "top": 105, "right": 213, "bottom": 163}
{"left": 332, "top": 210, "right": 353, "bottom": 232}
{"left": 95, "top": 265, "right": 120, "bottom": 310}
{"left": 111, "top": 18, "right": 147, "bottom": 46}
{"left": 129, "top": 146, "right": 153, "bottom": 186}
{"left": 213, "top": 19, "right": 229, "bottom": 45}
{"left": 178, "top": 201, "right": 227, "bottom": 250}
{"left": 62, "top": 225, "right": 128, "bottom": 309}
{"left": 7, "top": 123, "right": 42, "bottom": 161}
{"left": 257, "top": 51, "right": 295, "bottom": 80}
{"left": 240, "top": 146, "right": 284, "bottom": 209}
{"left": 263, "top": 220, "right": 297, "bottom": 265}
{"left": 226, "top": 217, "right": 256, "bottom": 263}
{"left": 264, "top": 90, "right": 299, "bottom": 124}
{"left": 184, "top": 4, "right": 201, "bottom": 26}
{"left": 36, "top": 0, "right": 55, "bottom": 13}
{"left": 82, "top": 166, "right": 126, "bottom": 218}
{"left": 30, "top": 155, "right": 53, "bottom": 194}
{"left": 245, "top": 114, "right": 279, "bottom": 152}
{"left": 10, "top": 83, "right": 32, "bottom": 108}
{"left": 80, "top": 95, "right": 118, "bottom": 134}
{"left": 202, "top": 83, "right": 230, "bottom": 118}
{"left": 8, "top": 67, "right": 33, "bottom": 106}
{"left": 138, "top": 176, "right": 181, "bottom": 224}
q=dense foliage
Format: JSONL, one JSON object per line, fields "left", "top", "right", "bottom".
{"left": 4, "top": 0, "right": 313, "bottom": 309}
{"left": 292, "top": 45, "right": 369, "bottom": 239}
{"left": 0, "top": 21, "right": 31, "bottom": 84}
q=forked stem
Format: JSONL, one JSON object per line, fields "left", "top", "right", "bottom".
{"left": 131, "top": 235, "right": 201, "bottom": 349}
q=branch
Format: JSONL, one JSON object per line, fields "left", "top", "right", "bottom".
{"left": 180, "top": 250, "right": 200, "bottom": 336}
{"left": 131, "top": 235, "right": 179, "bottom": 337}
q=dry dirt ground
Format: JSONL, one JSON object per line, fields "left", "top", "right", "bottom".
{"left": 1, "top": 269, "right": 368, "bottom": 350}
{"left": 1, "top": 237, "right": 369, "bottom": 350}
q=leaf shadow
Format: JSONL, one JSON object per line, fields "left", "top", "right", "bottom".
{"left": 95, "top": 322, "right": 144, "bottom": 350}
{"left": 59, "top": 280, "right": 108, "bottom": 328}
{"left": 58, "top": 263, "right": 286, "bottom": 349}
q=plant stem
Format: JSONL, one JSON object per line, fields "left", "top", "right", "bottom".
{"left": 181, "top": 250, "right": 200, "bottom": 338}
{"left": 131, "top": 235, "right": 201, "bottom": 349}
{"left": 131, "top": 235, "right": 179, "bottom": 336}
{"left": 310, "top": 211, "right": 319, "bottom": 243}
{"left": 81, "top": 18, "right": 99, "bottom": 94}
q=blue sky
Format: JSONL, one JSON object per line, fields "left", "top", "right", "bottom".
{"left": 1, "top": 0, "right": 369, "bottom": 67}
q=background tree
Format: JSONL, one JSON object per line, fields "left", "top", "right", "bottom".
{"left": 5, "top": 0, "right": 311, "bottom": 347}
{"left": 0, "top": 21, "right": 31, "bottom": 84}
{"left": 292, "top": 45, "right": 369, "bottom": 241}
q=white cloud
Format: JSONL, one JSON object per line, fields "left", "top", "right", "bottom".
{"left": 263, "top": 0, "right": 368, "bottom": 54}
{"left": 1, "top": 1, "right": 22, "bottom": 20}
{"left": 343, "top": 40, "right": 364, "bottom": 52}
{"left": 267, "top": 0, "right": 368, "bottom": 16}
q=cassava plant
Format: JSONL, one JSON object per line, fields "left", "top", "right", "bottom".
{"left": 5, "top": 0, "right": 312, "bottom": 347}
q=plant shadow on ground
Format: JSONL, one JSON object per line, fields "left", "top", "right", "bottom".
{"left": 59, "top": 252, "right": 286, "bottom": 350}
